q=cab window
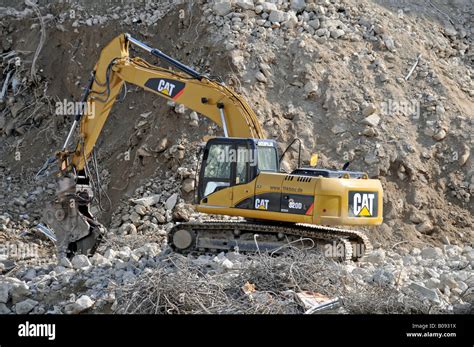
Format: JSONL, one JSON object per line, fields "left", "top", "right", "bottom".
{"left": 202, "top": 143, "right": 232, "bottom": 196}
{"left": 257, "top": 146, "right": 278, "bottom": 172}
{"left": 236, "top": 145, "right": 249, "bottom": 185}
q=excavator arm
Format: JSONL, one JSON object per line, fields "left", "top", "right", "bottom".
{"left": 45, "top": 34, "right": 264, "bottom": 257}
{"left": 60, "top": 33, "right": 264, "bottom": 172}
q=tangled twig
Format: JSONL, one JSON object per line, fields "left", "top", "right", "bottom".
{"left": 111, "top": 247, "right": 445, "bottom": 315}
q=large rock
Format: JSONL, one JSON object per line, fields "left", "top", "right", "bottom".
{"left": 181, "top": 178, "right": 195, "bottom": 193}
{"left": 304, "top": 81, "right": 318, "bottom": 98}
{"left": 117, "top": 247, "right": 132, "bottom": 261}
{"left": 235, "top": 0, "right": 254, "bottom": 10}
{"left": 439, "top": 274, "right": 458, "bottom": 289}
{"left": 65, "top": 295, "right": 95, "bottom": 314}
{"left": 330, "top": 29, "right": 345, "bottom": 39}
{"left": 363, "top": 249, "right": 386, "bottom": 265}
{"left": 408, "top": 283, "right": 440, "bottom": 302}
{"left": 402, "top": 255, "right": 415, "bottom": 265}
{"left": 134, "top": 204, "right": 147, "bottom": 216}
{"left": 132, "top": 194, "right": 161, "bottom": 208}
{"left": 262, "top": 2, "right": 277, "bottom": 12}
{"left": 424, "top": 278, "right": 442, "bottom": 290}
{"left": 361, "top": 114, "right": 380, "bottom": 127}
{"left": 417, "top": 221, "right": 434, "bottom": 234}
{"left": 9, "top": 279, "right": 30, "bottom": 304}
{"left": 308, "top": 19, "right": 320, "bottom": 29}
{"left": 465, "top": 251, "right": 474, "bottom": 262}
{"left": 104, "top": 249, "right": 116, "bottom": 260}
{"left": 457, "top": 281, "right": 468, "bottom": 292}
{"left": 284, "top": 11, "right": 298, "bottom": 28}
{"left": 59, "top": 257, "right": 73, "bottom": 268}
{"left": 129, "top": 212, "right": 141, "bottom": 224}
{"left": 132, "top": 194, "right": 161, "bottom": 207}
{"left": 421, "top": 247, "right": 443, "bottom": 260}
{"left": 0, "top": 282, "right": 9, "bottom": 303}
{"left": 189, "top": 111, "right": 199, "bottom": 127}
{"left": 432, "top": 129, "right": 447, "bottom": 141}
{"left": 15, "top": 299, "right": 38, "bottom": 314}
{"left": 133, "top": 243, "right": 161, "bottom": 259}
{"left": 13, "top": 197, "right": 27, "bottom": 207}
{"left": 90, "top": 253, "right": 112, "bottom": 267}
{"left": 119, "top": 222, "right": 137, "bottom": 235}
{"left": 290, "top": 0, "right": 306, "bottom": 12}
{"left": 213, "top": 252, "right": 234, "bottom": 269}
{"left": 315, "top": 28, "right": 328, "bottom": 37}
{"left": 173, "top": 203, "right": 192, "bottom": 221}
{"left": 165, "top": 193, "right": 179, "bottom": 210}
{"left": 156, "top": 138, "right": 169, "bottom": 152}
{"left": 444, "top": 245, "right": 462, "bottom": 258}
{"left": 71, "top": 254, "right": 92, "bottom": 269}
{"left": 0, "top": 303, "right": 11, "bottom": 314}
{"left": 370, "top": 268, "right": 395, "bottom": 286}
{"left": 362, "top": 104, "right": 377, "bottom": 116}
{"left": 255, "top": 72, "right": 267, "bottom": 83}
{"left": 269, "top": 10, "right": 287, "bottom": 23}
{"left": 23, "top": 269, "right": 36, "bottom": 282}
{"left": 213, "top": 0, "right": 233, "bottom": 16}
{"left": 383, "top": 35, "right": 395, "bottom": 51}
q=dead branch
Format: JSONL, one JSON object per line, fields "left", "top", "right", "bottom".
{"left": 405, "top": 54, "right": 422, "bottom": 81}
{"left": 25, "top": 0, "right": 46, "bottom": 84}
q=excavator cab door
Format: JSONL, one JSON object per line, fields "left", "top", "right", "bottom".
{"left": 197, "top": 138, "right": 257, "bottom": 207}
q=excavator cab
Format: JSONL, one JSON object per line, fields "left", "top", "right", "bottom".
{"left": 197, "top": 138, "right": 279, "bottom": 201}
{"left": 197, "top": 135, "right": 383, "bottom": 229}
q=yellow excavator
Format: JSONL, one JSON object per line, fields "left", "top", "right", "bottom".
{"left": 40, "top": 34, "right": 383, "bottom": 260}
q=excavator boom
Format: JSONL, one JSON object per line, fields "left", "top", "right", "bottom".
{"left": 61, "top": 34, "right": 263, "bottom": 172}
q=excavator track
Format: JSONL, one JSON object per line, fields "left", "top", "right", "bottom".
{"left": 169, "top": 220, "right": 372, "bottom": 261}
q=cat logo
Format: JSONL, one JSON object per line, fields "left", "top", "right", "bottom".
{"left": 349, "top": 191, "right": 378, "bottom": 218}
{"left": 255, "top": 198, "right": 269, "bottom": 210}
{"left": 157, "top": 79, "right": 176, "bottom": 96}
{"left": 144, "top": 78, "right": 186, "bottom": 100}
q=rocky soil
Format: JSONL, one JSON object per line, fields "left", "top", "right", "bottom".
{"left": 0, "top": 0, "right": 472, "bottom": 314}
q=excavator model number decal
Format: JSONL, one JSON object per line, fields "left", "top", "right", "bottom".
{"left": 145, "top": 78, "right": 186, "bottom": 100}
{"left": 280, "top": 194, "right": 314, "bottom": 215}
{"left": 349, "top": 191, "right": 378, "bottom": 217}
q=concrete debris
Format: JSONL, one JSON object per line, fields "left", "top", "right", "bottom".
{"left": 421, "top": 247, "right": 443, "bottom": 260}
{"left": 213, "top": 0, "right": 233, "bottom": 16}
{"left": 71, "top": 255, "right": 92, "bottom": 269}
{"left": 65, "top": 295, "right": 95, "bottom": 314}
{"left": 408, "top": 283, "right": 440, "bottom": 303}
{"left": 15, "top": 298, "right": 38, "bottom": 314}
{"left": 131, "top": 194, "right": 161, "bottom": 207}
{"left": 361, "top": 114, "right": 380, "bottom": 127}
{"left": 0, "top": 283, "right": 9, "bottom": 303}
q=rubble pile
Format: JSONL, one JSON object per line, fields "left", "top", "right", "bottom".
{"left": 2, "top": 246, "right": 471, "bottom": 315}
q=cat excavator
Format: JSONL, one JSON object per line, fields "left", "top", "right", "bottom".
{"left": 40, "top": 33, "right": 383, "bottom": 260}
